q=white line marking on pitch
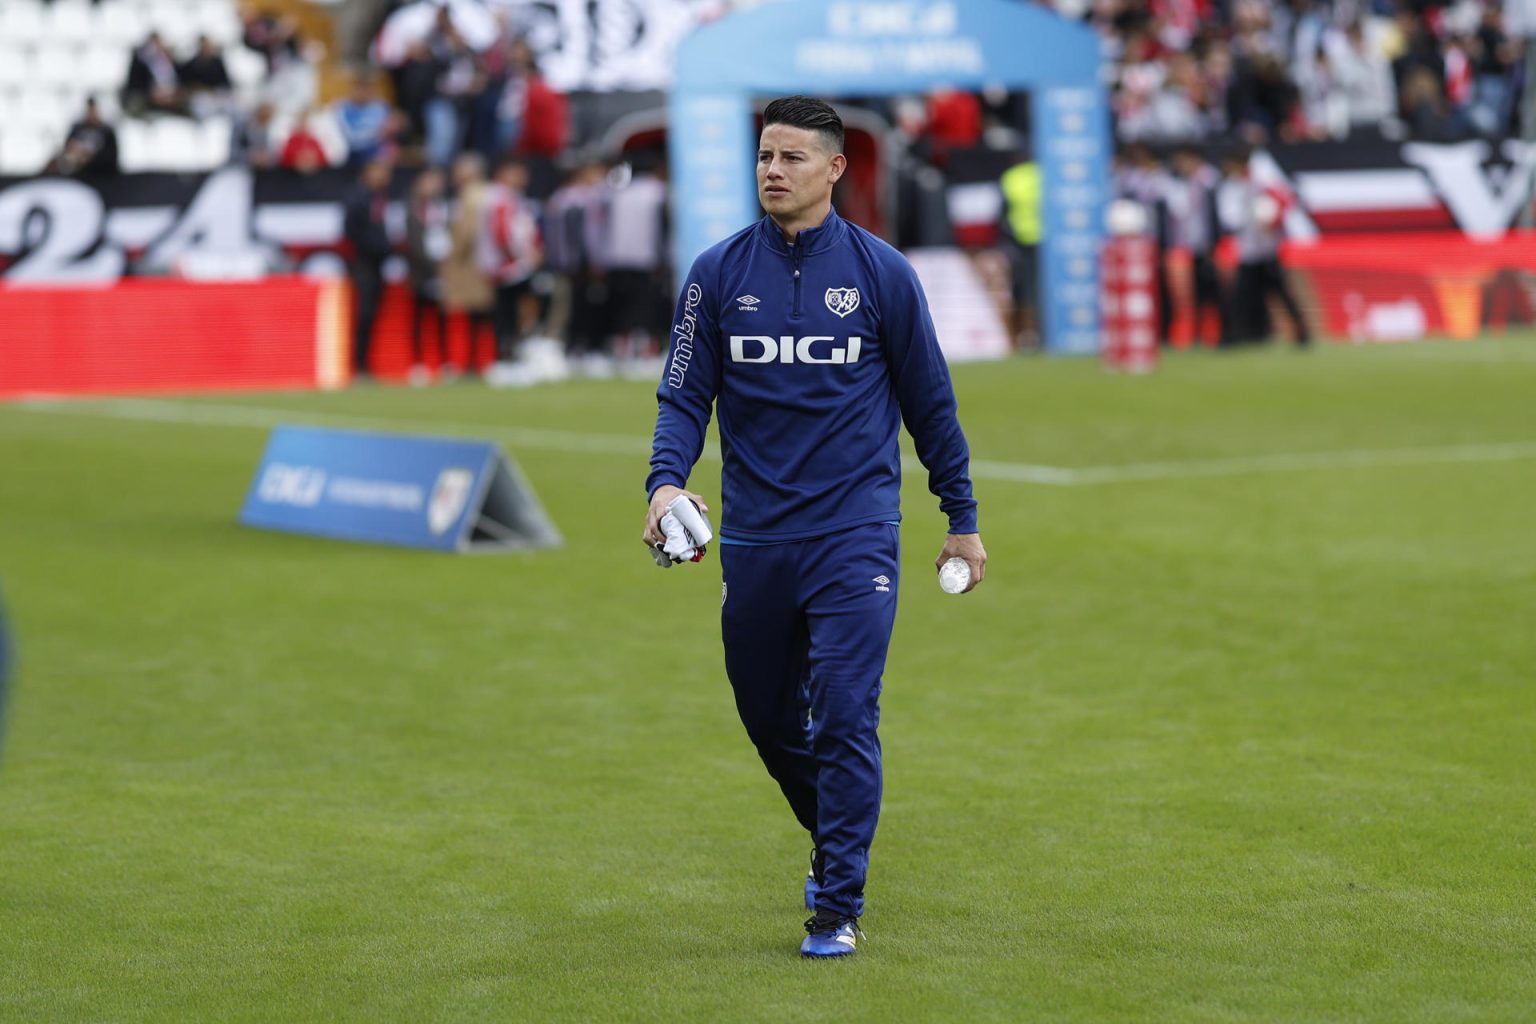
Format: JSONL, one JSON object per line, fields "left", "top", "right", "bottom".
{"left": 15, "top": 397, "right": 654, "bottom": 457}
{"left": 11, "top": 397, "right": 1536, "bottom": 487}
{"left": 1051, "top": 441, "right": 1536, "bottom": 483}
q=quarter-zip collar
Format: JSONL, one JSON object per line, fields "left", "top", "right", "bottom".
{"left": 756, "top": 206, "right": 848, "bottom": 258}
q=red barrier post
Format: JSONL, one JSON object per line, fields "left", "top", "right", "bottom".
{"left": 1101, "top": 202, "right": 1159, "bottom": 374}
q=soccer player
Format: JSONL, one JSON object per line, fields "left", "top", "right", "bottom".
{"left": 643, "top": 96, "right": 986, "bottom": 958}
{"left": 1220, "top": 147, "right": 1310, "bottom": 346}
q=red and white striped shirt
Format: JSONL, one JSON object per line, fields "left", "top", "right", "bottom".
{"left": 475, "top": 185, "right": 542, "bottom": 286}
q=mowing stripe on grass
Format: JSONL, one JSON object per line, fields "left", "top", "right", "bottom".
{"left": 11, "top": 398, "right": 1080, "bottom": 483}
{"left": 13, "top": 397, "right": 1536, "bottom": 487}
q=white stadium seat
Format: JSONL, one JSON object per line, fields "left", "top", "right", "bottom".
{"left": 0, "top": 1, "right": 47, "bottom": 47}
{"left": 158, "top": 119, "right": 199, "bottom": 167}
{"left": 0, "top": 0, "right": 238, "bottom": 173}
{"left": 98, "top": 1, "right": 150, "bottom": 47}
{"left": 44, "top": 0, "right": 97, "bottom": 44}
{"left": 94, "top": 92, "right": 124, "bottom": 121}
{"left": 53, "top": 88, "right": 92, "bottom": 127}
{"left": 12, "top": 92, "right": 69, "bottom": 133}
{"left": 306, "top": 108, "right": 348, "bottom": 166}
{"left": 31, "top": 43, "right": 88, "bottom": 89}
{"left": 150, "top": 118, "right": 205, "bottom": 171}
{"left": 143, "top": 0, "right": 197, "bottom": 39}
{"left": 225, "top": 45, "right": 267, "bottom": 91}
{"left": 0, "top": 129, "right": 53, "bottom": 176}
{"left": 117, "top": 118, "right": 156, "bottom": 172}
{"left": 161, "top": 21, "right": 199, "bottom": 53}
{"left": 198, "top": 116, "right": 233, "bottom": 166}
{"left": 197, "top": 4, "right": 244, "bottom": 48}
{"left": 79, "top": 44, "right": 130, "bottom": 95}
{"left": 138, "top": 0, "right": 181, "bottom": 20}
{"left": 0, "top": 49, "right": 32, "bottom": 92}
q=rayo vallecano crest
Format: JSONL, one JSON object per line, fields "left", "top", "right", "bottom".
{"left": 824, "top": 287, "right": 860, "bottom": 318}
{"left": 428, "top": 467, "right": 475, "bottom": 535}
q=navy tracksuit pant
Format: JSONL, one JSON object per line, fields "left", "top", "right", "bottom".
{"left": 720, "top": 523, "right": 900, "bottom": 919}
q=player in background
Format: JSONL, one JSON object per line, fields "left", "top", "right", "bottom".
{"left": 643, "top": 96, "right": 986, "bottom": 958}
{"left": 999, "top": 146, "right": 1043, "bottom": 351}
{"left": 1220, "top": 147, "right": 1311, "bottom": 346}
{"left": 1166, "top": 146, "right": 1229, "bottom": 347}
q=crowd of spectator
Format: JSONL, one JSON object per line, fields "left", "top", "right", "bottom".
{"left": 39, "top": 0, "right": 1536, "bottom": 181}
{"left": 344, "top": 147, "right": 671, "bottom": 383}
{"left": 48, "top": 3, "right": 570, "bottom": 188}
{"left": 385, "top": 22, "right": 567, "bottom": 191}
{"left": 43, "top": 5, "right": 316, "bottom": 176}
{"left": 1061, "top": 0, "right": 1528, "bottom": 145}
{"left": 46, "top": 0, "right": 1534, "bottom": 182}
{"left": 31, "top": 0, "right": 1536, "bottom": 367}
{"left": 1108, "top": 140, "right": 1315, "bottom": 348}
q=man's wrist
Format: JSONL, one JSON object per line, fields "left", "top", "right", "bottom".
{"left": 648, "top": 480, "right": 685, "bottom": 502}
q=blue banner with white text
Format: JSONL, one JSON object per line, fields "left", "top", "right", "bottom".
{"left": 239, "top": 426, "right": 496, "bottom": 551}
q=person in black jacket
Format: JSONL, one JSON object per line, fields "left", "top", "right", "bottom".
{"left": 1167, "top": 146, "right": 1229, "bottom": 347}
{"left": 344, "top": 159, "right": 395, "bottom": 379}
{"left": 393, "top": 41, "right": 440, "bottom": 147}
{"left": 179, "top": 35, "right": 234, "bottom": 119}
{"left": 122, "top": 33, "right": 187, "bottom": 117}
{"left": 49, "top": 98, "right": 119, "bottom": 178}
{"left": 405, "top": 167, "right": 449, "bottom": 382}
{"left": 1122, "top": 144, "right": 1174, "bottom": 345}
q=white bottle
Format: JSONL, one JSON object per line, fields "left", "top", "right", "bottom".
{"left": 938, "top": 557, "right": 971, "bottom": 594}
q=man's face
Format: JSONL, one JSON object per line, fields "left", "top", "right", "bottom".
{"left": 757, "top": 123, "right": 844, "bottom": 223}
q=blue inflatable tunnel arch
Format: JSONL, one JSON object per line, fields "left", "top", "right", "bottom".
{"left": 668, "top": 0, "right": 1110, "bottom": 353}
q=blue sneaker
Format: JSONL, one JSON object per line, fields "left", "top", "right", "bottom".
{"left": 800, "top": 908, "right": 863, "bottom": 958}
{"left": 803, "top": 848, "right": 824, "bottom": 911}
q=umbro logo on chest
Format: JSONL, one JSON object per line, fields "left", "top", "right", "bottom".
{"left": 732, "top": 288, "right": 862, "bottom": 317}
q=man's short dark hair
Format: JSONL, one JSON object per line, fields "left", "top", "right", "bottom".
{"left": 762, "top": 96, "right": 844, "bottom": 153}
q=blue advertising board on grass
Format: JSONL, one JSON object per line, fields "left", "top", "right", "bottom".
{"left": 239, "top": 426, "right": 562, "bottom": 553}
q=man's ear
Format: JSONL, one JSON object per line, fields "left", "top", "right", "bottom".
{"left": 828, "top": 153, "right": 847, "bottom": 184}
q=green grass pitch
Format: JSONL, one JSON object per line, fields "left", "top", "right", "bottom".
{"left": 1, "top": 339, "right": 1533, "bottom": 1022}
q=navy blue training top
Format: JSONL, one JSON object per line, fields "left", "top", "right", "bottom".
{"left": 646, "top": 207, "right": 978, "bottom": 544}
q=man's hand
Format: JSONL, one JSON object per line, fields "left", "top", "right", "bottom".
{"left": 935, "top": 533, "right": 987, "bottom": 594}
{"left": 644, "top": 485, "right": 711, "bottom": 547}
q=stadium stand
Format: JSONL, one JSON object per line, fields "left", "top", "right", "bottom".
{"left": 0, "top": 0, "right": 251, "bottom": 174}
{"left": 4, "top": 0, "right": 1536, "bottom": 369}
{"left": 3, "top": 1, "right": 1529, "bottom": 177}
